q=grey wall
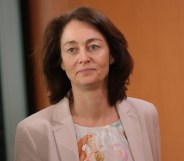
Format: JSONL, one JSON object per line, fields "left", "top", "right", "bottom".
{"left": 0, "top": 0, "right": 28, "bottom": 161}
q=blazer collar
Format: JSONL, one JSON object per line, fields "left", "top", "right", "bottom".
{"left": 52, "top": 98, "right": 79, "bottom": 161}
{"left": 117, "top": 98, "right": 145, "bottom": 161}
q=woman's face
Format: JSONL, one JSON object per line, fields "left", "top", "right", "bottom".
{"left": 60, "top": 20, "right": 113, "bottom": 90}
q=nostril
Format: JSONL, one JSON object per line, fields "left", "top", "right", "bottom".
{"left": 79, "top": 57, "right": 91, "bottom": 64}
{"left": 79, "top": 52, "right": 91, "bottom": 64}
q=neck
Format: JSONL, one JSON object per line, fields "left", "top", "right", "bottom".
{"left": 70, "top": 86, "right": 119, "bottom": 127}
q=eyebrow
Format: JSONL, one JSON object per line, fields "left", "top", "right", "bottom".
{"left": 86, "top": 38, "right": 103, "bottom": 44}
{"left": 63, "top": 38, "right": 103, "bottom": 47}
{"left": 63, "top": 40, "right": 77, "bottom": 47}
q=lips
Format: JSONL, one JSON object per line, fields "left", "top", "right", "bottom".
{"left": 77, "top": 68, "right": 95, "bottom": 74}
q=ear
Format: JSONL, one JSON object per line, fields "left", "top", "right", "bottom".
{"left": 110, "top": 55, "right": 114, "bottom": 65}
{"left": 61, "top": 63, "right": 65, "bottom": 70}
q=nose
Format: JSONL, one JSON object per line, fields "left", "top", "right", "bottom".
{"left": 78, "top": 49, "right": 91, "bottom": 64}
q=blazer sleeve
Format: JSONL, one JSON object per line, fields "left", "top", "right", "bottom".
{"left": 145, "top": 104, "right": 161, "bottom": 161}
{"left": 14, "top": 122, "right": 41, "bottom": 161}
{"left": 153, "top": 106, "right": 161, "bottom": 161}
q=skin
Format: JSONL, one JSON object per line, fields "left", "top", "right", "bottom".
{"left": 61, "top": 20, "right": 112, "bottom": 89}
{"left": 60, "top": 20, "right": 119, "bottom": 127}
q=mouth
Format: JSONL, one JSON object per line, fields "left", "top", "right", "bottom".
{"left": 77, "top": 68, "right": 95, "bottom": 74}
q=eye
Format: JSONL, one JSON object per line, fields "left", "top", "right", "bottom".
{"left": 89, "top": 44, "right": 100, "bottom": 51}
{"left": 67, "top": 47, "right": 77, "bottom": 54}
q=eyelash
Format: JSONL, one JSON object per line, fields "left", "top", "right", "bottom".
{"left": 67, "top": 48, "right": 77, "bottom": 53}
{"left": 88, "top": 44, "right": 100, "bottom": 51}
{"left": 65, "top": 44, "right": 100, "bottom": 54}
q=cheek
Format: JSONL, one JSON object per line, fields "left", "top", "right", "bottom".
{"left": 101, "top": 53, "right": 111, "bottom": 67}
{"left": 61, "top": 56, "right": 70, "bottom": 69}
{"left": 98, "top": 56, "right": 111, "bottom": 75}
{"left": 61, "top": 59, "right": 76, "bottom": 75}
{"left": 61, "top": 63, "right": 74, "bottom": 81}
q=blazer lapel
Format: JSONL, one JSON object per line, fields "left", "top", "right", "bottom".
{"left": 52, "top": 98, "right": 79, "bottom": 161}
{"left": 117, "top": 99, "right": 145, "bottom": 161}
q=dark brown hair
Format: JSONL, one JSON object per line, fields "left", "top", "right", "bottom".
{"left": 42, "top": 6, "right": 134, "bottom": 106}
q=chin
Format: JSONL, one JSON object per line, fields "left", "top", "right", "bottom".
{"left": 79, "top": 80, "right": 105, "bottom": 88}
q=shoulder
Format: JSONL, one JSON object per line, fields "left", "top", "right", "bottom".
{"left": 128, "top": 97, "right": 157, "bottom": 111}
{"left": 17, "top": 97, "right": 70, "bottom": 132}
{"left": 119, "top": 97, "right": 158, "bottom": 120}
{"left": 127, "top": 97, "right": 156, "bottom": 110}
{"left": 18, "top": 97, "right": 70, "bottom": 127}
{"left": 17, "top": 104, "right": 56, "bottom": 131}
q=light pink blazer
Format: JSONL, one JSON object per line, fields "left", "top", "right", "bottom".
{"left": 14, "top": 97, "right": 160, "bottom": 161}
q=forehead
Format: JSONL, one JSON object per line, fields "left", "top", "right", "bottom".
{"left": 61, "top": 20, "right": 106, "bottom": 43}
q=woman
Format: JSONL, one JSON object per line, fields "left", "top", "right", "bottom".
{"left": 14, "top": 7, "right": 160, "bottom": 161}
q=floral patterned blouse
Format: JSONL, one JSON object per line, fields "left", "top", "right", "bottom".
{"left": 74, "top": 120, "right": 134, "bottom": 161}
